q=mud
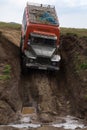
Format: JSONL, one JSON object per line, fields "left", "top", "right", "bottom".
{"left": 0, "top": 27, "right": 87, "bottom": 130}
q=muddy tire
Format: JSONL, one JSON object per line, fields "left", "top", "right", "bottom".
{"left": 20, "top": 38, "right": 28, "bottom": 74}
{"left": 21, "top": 55, "right": 28, "bottom": 74}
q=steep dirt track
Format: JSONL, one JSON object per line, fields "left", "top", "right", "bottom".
{"left": 30, "top": 71, "right": 70, "bottom": 116}
{"left": 19, "top": 70, "right": 71, "bottom": 123}
{"left": 0, "top": 28, "right": 87, "bottom": 130}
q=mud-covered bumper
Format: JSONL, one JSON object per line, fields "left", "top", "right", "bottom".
{"left": 26, "top": 63, "right": 60, "bottom": 71}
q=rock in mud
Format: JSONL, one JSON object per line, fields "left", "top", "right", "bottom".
{"left": 39, "top": 113, "right": 55, "bottom": 123}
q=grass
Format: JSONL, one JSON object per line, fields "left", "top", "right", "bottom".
{"left": 74, "top": 54, "right": 87, "bottom": 72}
{"left": 0, "top": 22, "right": 21, "bottom": 30}
{"left": 0, "top": 75, "right": 11, "bottom": 80}
{"left": 61, "top": 27, "right": 87, "bottom": 37}
{"left": 80, "top": 62, "right": 87, "bottom": 70}
{"left": 84, "top": 94, "right": 87, "bottom": 99}
{"left": 0, "top": 22, "right": 87, "bottom": 37}
{"left": 3, "top": 65, "right": 11, "bottom": 75}
{"left": 0, "top": 64, "right": 11, "bottom": 81}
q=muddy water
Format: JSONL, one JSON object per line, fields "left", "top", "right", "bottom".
{"left": 0, "top": 115, "right": 86, "bottom": 130}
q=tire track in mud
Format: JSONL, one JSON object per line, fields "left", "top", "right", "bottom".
{"left": 31, "top": 72, "right": 58, "bottom": 114}
{"left": 19, "top": 69, "right": 71, "bottom": 122}
{"left": 19, "top": 73, "right": 37, "bottom": 108}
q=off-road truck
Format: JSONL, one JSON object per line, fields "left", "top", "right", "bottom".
{"left": 20, "top": 3, "right": 61, "bottom": 72}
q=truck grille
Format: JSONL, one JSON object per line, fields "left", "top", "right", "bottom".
{"left": 37, "top": 57, "right": 50, "bottom": 65}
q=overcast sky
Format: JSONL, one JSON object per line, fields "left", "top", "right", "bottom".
{"left": 0, "top": 0, "right": 87, "bottom": 28}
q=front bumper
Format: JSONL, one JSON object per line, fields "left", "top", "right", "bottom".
{"left": 26, "top": 62, "right": 60, "bottom": 71}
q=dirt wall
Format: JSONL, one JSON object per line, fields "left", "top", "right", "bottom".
{"left": 60, "top": 34, "right": 87, "bottom": 119}
{"left": 0, "top": 31, "right": 21, "bottom": 124}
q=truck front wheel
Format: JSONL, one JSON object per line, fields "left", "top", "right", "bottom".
{"left": 21, "top": 55, "right": 28, "bottom": 74}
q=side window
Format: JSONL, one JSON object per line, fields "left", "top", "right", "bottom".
{"left": 23, "top": 9, "right": 27, "bottom": 31}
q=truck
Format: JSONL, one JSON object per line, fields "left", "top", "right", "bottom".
{"left": 20, "top": 2, "right": 61, "bottom": 73}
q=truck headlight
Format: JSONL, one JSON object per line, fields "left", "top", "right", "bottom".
{"left": 51, "top": 55, "right": 61, "bottom": 62}
{"left": 24, "top": 50, "right": 36, "bottom": 59}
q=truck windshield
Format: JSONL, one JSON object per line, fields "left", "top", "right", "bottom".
{"left": 31, "top": 36, "right": 56, "bottom": 48}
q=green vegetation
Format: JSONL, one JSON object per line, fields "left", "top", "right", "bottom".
{"left": 3, "top": 64, "right": 11, "bottom": 75}
{"left": 74, "top": 54, "right": 87, "bottom": 72}
{"left": 80, "top": 62, "right": 87, "bottom": 70}
{"left": 84, "top": 95, "right": 87, "bottom": 99}
{"left": 0, "top": 22, "right": 21, "bottom": 30}
{"left": 0, "top": 64, "right": 11, "bottom": 81}
{"left": 0, "top": 75, "right": 11, "bottom": 80}
{"left": 61, "top": 27, "right": 87, "bottom": 37}
{"left": 0, "top": 22, "right": 87, "bottom": 37}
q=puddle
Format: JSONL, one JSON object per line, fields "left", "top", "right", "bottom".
{"left": 5, "top": 112, "right": 41, "bottom": 129}
{"left": 7, "top": 115, "right": 41, "bottom": 128}
{"left": 52, "top": 115, "right": 86, "bottom": 130}
{"left": 1, "top": 115, "right": 87, "bottom": 129}
{"left": 20, "top": 116, "right": 31, "bottom": 123}
{"left": 8, "top": 123, "right": 41, "bottom": 128}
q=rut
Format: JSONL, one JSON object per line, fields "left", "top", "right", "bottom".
{"left": 19, "top": 69, "right": 71, "bottom": 123}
